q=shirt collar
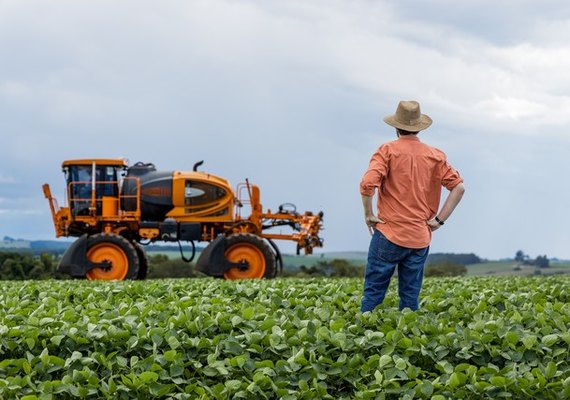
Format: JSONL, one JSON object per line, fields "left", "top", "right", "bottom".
{"left": 398, "top": 135, "right": 420, "bottom": 142}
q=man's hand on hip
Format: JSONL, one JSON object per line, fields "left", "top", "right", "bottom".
{"left": 427, "top": 218, "right": 442, "bottom": 231}
{"left": 365, "top": 215, "right": 385, "bottom": 235}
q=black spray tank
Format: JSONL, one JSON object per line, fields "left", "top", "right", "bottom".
{"left": 122, "top": 162, "right": 174, "bottom": 222}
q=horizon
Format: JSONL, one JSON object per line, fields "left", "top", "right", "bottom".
{"left": 0, "top": 235, "right": 563, "bottom": 262}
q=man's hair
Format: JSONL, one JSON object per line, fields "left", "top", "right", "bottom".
{"left": 397, "top": 128, "right": 419, "bottom": 136}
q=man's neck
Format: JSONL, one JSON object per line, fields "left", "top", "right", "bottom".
{"left": 397, "top": 133, "right": 419, "bottom": 139}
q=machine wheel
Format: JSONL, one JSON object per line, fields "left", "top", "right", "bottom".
{"left": 85, "top": 233, "right": 139, "bottom": 280}
{"left": 133, "top": 242, "right": 149, "bottom": 280}
{"left": 224, "top": 234, "right": 276, "bottom": 279}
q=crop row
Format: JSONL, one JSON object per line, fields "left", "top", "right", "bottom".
{"left": 0, "top": 276, "right": 569, "bottom": 399}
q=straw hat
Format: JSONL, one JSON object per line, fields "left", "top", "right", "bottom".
{"left": 383, "top": 100, "right": 432, "bottom": 132}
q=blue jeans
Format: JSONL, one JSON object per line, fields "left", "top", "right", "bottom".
{"left": 361, "top": 229, "right": 429, "bottom": 312}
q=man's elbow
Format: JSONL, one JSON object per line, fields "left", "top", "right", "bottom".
{"left": 453, "top": 182, "right": 465, "bottom": 197}
{"left": 360, "top": 182, "right": 376, "bottom": 197}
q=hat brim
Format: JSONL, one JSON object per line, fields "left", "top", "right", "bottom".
{"left": 383, "top": 114, "right": 432, "bottom": 132}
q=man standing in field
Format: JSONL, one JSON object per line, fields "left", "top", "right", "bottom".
{"left": 359, "top": 100, "right": 465, "bottom": 312}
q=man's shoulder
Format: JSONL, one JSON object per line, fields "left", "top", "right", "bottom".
{"left": 414, "top": 140, "right": 447, "bottom": 158}
{"left": 380, "top": 138, "right": 401, "bottom": 149}
{"left": 388, "top": 138, "right": 447, "bottom": 156}
{"left": 375, "top": 140, "right": 396, "bottom": 154}
{"left": 379, "top": 138, "right": 449, "bottom": 160}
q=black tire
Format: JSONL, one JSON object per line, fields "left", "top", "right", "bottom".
{"left": 85, "top": 233, "right": 139, "bottom": 280}
{"left": 133, "top": 242, "right": 149, "bottom": 280}
{"left": 224, "top": 233, "right": 276, "bottom": 279}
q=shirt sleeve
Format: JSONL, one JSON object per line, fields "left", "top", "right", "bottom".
{"left": 440, "top": 159, "right": 463, "bottom": 190}
{"left": 360, "top": 145, "right": 389, "bottom": 196}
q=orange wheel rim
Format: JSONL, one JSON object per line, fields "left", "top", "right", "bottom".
{"left": 224, "top": 243, "right": 266, "bottom": 279}
{"left": 86, "top": 243, "right": 129, "bottom": 280}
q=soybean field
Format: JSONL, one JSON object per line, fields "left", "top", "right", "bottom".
{"left": 0, "top": 277, "right": 569, "bottom": 399}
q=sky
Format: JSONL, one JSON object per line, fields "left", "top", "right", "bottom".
{"left": 1, "top": 0, "right": 570, "bottom": 260}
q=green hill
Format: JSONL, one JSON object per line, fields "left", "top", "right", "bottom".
{"left": 465, "top": 260, "right": 570, "bottom": 276}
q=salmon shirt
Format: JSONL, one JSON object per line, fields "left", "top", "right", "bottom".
{"left": 360, "top": 135, "right": 463, "bottom": 248}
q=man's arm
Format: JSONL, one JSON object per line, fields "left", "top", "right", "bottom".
{"left": 427, "top": 182, "right": 465, "bottom": 231}
{"left": 361, "top": 194, "right": 385, "bottom": 235}
{"left": 360, "top": 146, "right": 390, "bottom": 234}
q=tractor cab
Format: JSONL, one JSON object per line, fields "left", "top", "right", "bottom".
{"left": 62, "top": 159, "right": 128, "bottom": 217}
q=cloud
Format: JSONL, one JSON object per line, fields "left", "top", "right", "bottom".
{"left": 389, "top": 0, "right": 570, "bottom": 46}
{"left": 0, "top": 175, "right": 17, "bottom": 184}
{"left": 0, "top": 209, "right": 42, "bottom": 216}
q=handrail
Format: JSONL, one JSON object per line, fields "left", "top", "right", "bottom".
{"left": 66, "top": 177, "right": 140, "bottom": 218}
{"left": 235, "top": 182, "right": 252, "bottom": 219}
{"left": 42, "top": 183, "right": 62, "bottom": 236}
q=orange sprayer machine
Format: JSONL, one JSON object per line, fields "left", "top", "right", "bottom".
{"left": 43, "top": 159, "right": 323, "bottom": 280}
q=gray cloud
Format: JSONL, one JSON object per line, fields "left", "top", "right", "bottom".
{"left": 389, "top": 0, "right": 570, "bottom": 45}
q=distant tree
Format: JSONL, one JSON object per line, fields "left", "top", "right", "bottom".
{"left": 290, "top": 259, "right": 364, "bottom": 278}
{"left": 148, "top": 253, "right": 169, "bottom": 265}
{"left": 298, "top": 265, "right": 320, "bottom": 277}
{"left": 1, "top": 258, "right": 25, "bottom": 280}
{"left": 534, "top": 255, "right": 549, "bottom": 268}
{"left": 425, "top": 261, "right": 467, "bottom": 277}
{"left": 0, "top": 252, "right": 62, "bottom": 280}
{"left": 147, "top": 254, "right": 198, "bottom": 278}
{"left": 312, "top": 259, "right": 364, "bottom": 277}
{"left": 515, "top": 250, "right": 526, "bottom": 262}
{"left": 427, "top": 253, "right": 481, "bottom": 265}
{"left": 29, "top": 253, "right": 58, "bottom": 279}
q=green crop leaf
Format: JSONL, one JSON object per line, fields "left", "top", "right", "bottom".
{"left": 437, "top": 361, "right": 454, "bottom": 375}
{"left": 448, "top": 372, "right": 461, "bottom": 388}
{"left": 379, "top": 355, "right": 392, "bottom": 368}
{"left": 163, "top": 350, "right": 177, "bottom": 362}
{"left": 166, "top": 335, "right": 181, "bottom": 349}
{"left": 241, "top": 307, "right": 256, "bottom": 320}
{"left": 490, "top": 376, "right": 506, "bottom": 387}
{"left": 374, "top": 370, "right": 383, "bottom": 385}
{"left": 545, "top": 361, "right": 557, "bottom": 379}
{"left": 50, "top": 335, "right": 65, "bottom": 346}
{"left": 505, "top": 331, "right": 519, "bottom": 345}
{"left": 25, "top": 338, "right": 35, "bottom": 350}
{"left": 542, "top": 334, "right": 559, "bottom": 347}
{"left": 22, "top": 360, "right": 32, "bottom": 375}
{"left": 149, "top": 383, "right": 175, "bottom": 397}
{"left": 330, "top": 318, "right": 346, "bottom": 332}
{"left": 522, "top": 335, "right": 537, "bottom": 349}
{"left": 225, "top": 380, "right": 242, "bottom": 391}
{"left": 395, "top": 358, "right": 407, "bottom": 371}
{"left": 139, "top": 371, "right": 159, "bottom": 383}
{"left": 418, "top": 381, "right": 433, "bottom": 397}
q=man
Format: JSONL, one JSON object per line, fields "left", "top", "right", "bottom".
{"left": 359, "top": 100, "right": 465, "bottom": 312}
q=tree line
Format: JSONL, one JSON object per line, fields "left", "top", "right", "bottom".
{"left": 0, "top": 251, "right": 484, "bottom": 280}
{"left": 515, "top": 250, "right": 550, "bottom": 268}
{"left": 0, "top": 252, "right": 66, "bottom": 280}
{"left": 427, "top": 253, "right": 481, "bottom": 266}
{"left": 0, "top": 252, "right": 200, "bottom": 280}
